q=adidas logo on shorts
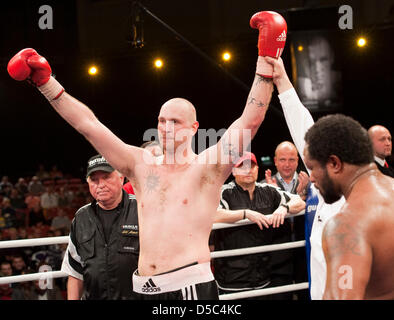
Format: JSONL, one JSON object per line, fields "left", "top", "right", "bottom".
{"left": 276, "top": 30, "right": 287, "bottom": 42}
{"left": 142, "top": 279, "right": 161, "bottom": 293}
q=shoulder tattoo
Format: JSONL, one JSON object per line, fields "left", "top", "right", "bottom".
{"left": 323, "top": 214, "right": 362, "bottom": 260}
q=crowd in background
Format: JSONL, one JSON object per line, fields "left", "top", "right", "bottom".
{"left": 0, "top": 165, "right": 92, "bottom": 300}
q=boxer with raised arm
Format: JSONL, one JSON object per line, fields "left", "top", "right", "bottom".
{"left": 8, "top": 11, "right": 287, "bottom": 300}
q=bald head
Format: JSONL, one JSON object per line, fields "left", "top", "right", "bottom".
{"left": 160, "top": 98, "right": 197, "bottom": 125}
{"left": 275, "top": 141, "right": 298, "bottom": 156}
{"left": 368, "top": 125, "right": 390, "bottom": 138}
{"left": 274, "top": 141, "right": 299, "bottom": 180}
{"left": 368, "top": 125, "right": 392, "bottom": 159}
{"left": 158, "top": 98, "right": 199, "bottom": 155}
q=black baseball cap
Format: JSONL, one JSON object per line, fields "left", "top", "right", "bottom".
{"left": 86, "top": 154, "right": 114, "bottom": 178}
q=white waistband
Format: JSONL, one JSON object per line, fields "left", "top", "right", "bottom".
{"left": 133, "top": 262, "right": 214, "bottom": 294}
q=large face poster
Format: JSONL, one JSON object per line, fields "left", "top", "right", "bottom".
{"left": 290, "top": 31, "right": 343, "bottom": 111}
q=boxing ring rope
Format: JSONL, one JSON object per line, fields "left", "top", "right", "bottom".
{"left": 0, "top": 271, "right": 68, "bottom": 285}
{"left": 220, "top": 282, "right": 309, "bottom": 300}
{"left": 0, "top": 212, "right": 308, "bottom": 299}
{"left": 211, "top": 240, "right": 305, "bottom": 259}
{"left": 0, "top": 236, "right": 69, "bottom": 249}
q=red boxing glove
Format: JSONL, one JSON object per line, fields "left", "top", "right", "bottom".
{"left": 7, "top": 48, "right": 52, "bottom": 86}
{"left": 250, "top": 11, "right": 287, "bottom": 77}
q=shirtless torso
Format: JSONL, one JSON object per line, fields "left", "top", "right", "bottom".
{"left": 133, "top": 155, "right": 228, "bottom": 275}
{"left": 323, "top": 166, "right": 394, "bottom": 299}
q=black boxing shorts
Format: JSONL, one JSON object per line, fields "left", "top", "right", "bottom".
{"left": 132, "top": 262, "right": 219, "bottom": 300}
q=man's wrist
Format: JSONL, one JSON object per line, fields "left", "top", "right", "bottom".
{"left": 256, "top": 56, "right": 273, "bottom": 78}
{"left": 275, "top": 77, "right": 293, "bottom": 94}
{"left": 37, "top": 76, "right": 65, "bottom": 101}
{"left": 280, "top": 203, "right": 290, "bottom": 213}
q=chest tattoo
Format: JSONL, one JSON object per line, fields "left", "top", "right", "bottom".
{"left": 145, "top": 171, "right": 160, "bottom": 193}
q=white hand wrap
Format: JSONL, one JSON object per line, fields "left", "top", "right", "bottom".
{"left": 37, "top": 76, "right": 65, "bottom": 101}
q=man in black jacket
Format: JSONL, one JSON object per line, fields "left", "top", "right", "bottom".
{"left": 61, "top": 155, "right": 139, "bottom": 300}
{"left": 212, "top": 152, "right": 305, "bottom": 299}
{"left": 368, "top": 125, "right": 394, "bottom": 178}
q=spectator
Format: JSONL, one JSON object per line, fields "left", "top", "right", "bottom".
{"left": 31, "top": 222, "right": 49, "bottom": 238}
{"left": 9, "top": 188, "right": 26, "bottom": 210}
{"left": 0, "top": 230, "right": 24, "bottom": 267}
{"left": 11, "top": 255, "right": 27, "bottom": 275}
{"left": 22, "top": 264, "right": 64, "bottom": 300}
{"left": 14, "top": 177, "right": 29, "bottom": 196}
{"left": 368, "top": 125, "right": 394, "bottom": 178}
{"left": 35, "top": 164, "right": 50, "bottom": 181}
{"left": 1, "top": 261, "right": 13, "bottom": 277}
{"left": 18, "top": 227, "right": 28, "bottom": 239}
{"left": 2, "top": 197, "right": 17, "bottom": 228}
{"left": 51, "top": 208, "right": 71, "bottom": 233}
{"left": 263, "top": 141, "right": 310, "bottom": 299}
{"left": 28, "top": 176, "right": 45, "bottom": 196}
{"left": 264, "top": 141, "right": 310, "bottom": 199}
{"left": 24, "top": 279, "right": 63, "bottom": 300}
{"left": 57, "top": 186, "right": 74, "bottom": 207}
{"left": 18, "top": 269, "right": 34, "bottom": 300}
{"left": 9, "top": 188, "right": 27, "bottom": 228}
{"left": 46, "top": 230, "right": 66, "bottom": 271}
{"left": 27, "top": 203, "right": 47, "bottom": 228}
{"left": 23, "top": 232, "right": 37, "bottom": 268}
{"left": 212, "top": 152, "right": 305, "bottom": 300}
{"left": 25, "top": 192, "right": 41, "bottom": 211}
{"left": 0, "top": 176, "right": 13, "bottom": 196}
{"left": 0, "top": 275, "right": 25, "bottom": 300}
{"left": 40, "top": 186, "right": 59, "bottom": 210}
{"left": 29, "top": 246, "right": 51, "bottom": 271}
{"left": 14, "top": 227, "right": 33, "bottom": 262}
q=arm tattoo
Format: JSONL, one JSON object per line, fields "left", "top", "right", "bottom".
{"left": 247, "top": 96, "right": 266, "bottom": 108}
{"left": 222, "top": 142, "right": 238, "bottom": 157}
{"left": 255, "top": 74, "right": 273, "bottom": 85}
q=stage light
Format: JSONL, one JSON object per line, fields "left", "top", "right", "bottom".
{"left": 154, "top": 58, "right": 163, "bottom": 69}
{"left": 88, "top": 66, "right": 98, "bottom": 76}
{"left": 357, "top": 37, "right": 366, "bottom": 47}
{"left": 297, "top": 45, "right": 304, "bottom": 52}
{"left": 222, "top": 51, "right": 231, "bottom": 62}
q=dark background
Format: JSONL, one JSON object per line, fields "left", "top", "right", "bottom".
{"left": 1, "top": 0, "right": 393, "bottom": 181}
